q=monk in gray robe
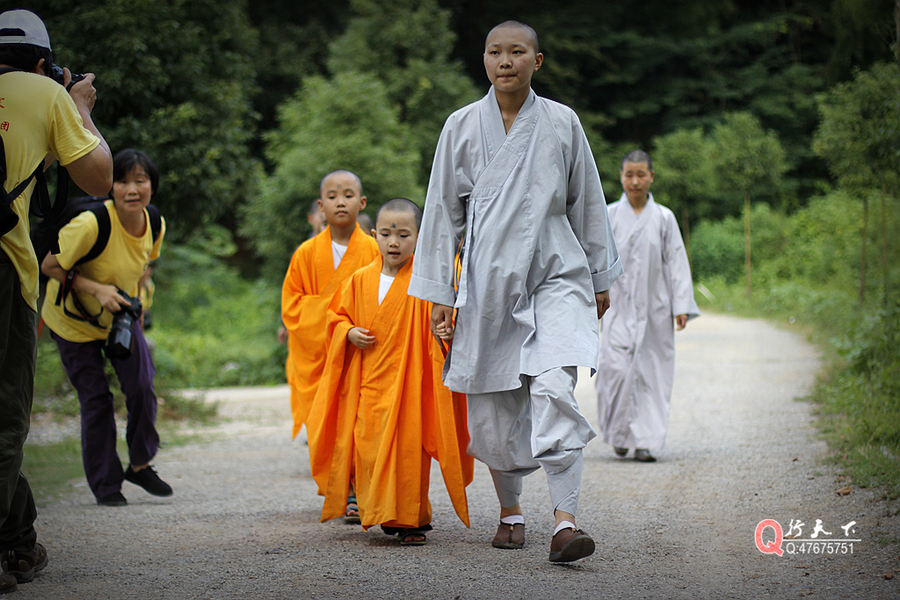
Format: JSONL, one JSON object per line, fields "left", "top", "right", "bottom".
{"left": 408, "top": 20, "right": 622, "bottom": 563}
{"left": 595, "top": 150, "right": 700, "bottom": 463}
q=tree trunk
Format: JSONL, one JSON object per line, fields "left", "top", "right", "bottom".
{"left": 859, "top": 195, "right": 868, "bottom": 304}
{"left": 744, "top": 193, "right": 752, "bottom": 297}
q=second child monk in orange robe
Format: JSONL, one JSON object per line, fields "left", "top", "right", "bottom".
{"left": 307, "top": 198, "right": 473, "bottom": 545}
{"left": 281, "top": 170, "right": 379, "bottom": 445}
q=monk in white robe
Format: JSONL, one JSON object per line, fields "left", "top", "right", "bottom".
{"left": 595, "top": 151, "right": 700, "bottom": 463}
{"left": 409, "top": 21, "right": 622, "bottom": 563}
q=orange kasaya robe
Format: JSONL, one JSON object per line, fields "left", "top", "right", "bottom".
{"left": 282, "top": 224, "right": 380, "bottom": 439}
{"left": 306, "top": 255, "right": 473, "bottom": 530}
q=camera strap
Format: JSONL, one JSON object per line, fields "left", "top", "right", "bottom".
{"left": 56, "top": 270, "right": 105, "bottom": 329}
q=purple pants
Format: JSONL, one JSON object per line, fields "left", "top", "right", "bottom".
{"left": 51, "top": 321, "right": 159, "bottom": 499}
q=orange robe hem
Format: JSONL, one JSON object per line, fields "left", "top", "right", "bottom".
{"left": 307, "top": 256, "right": 473, "bottom": 530}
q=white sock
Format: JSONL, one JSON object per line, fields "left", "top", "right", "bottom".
{"left": 553, "top": 520, "right": 576, "bottom": 536}
{"left": 500, "top": 514, "right": 525, "bottom": 526}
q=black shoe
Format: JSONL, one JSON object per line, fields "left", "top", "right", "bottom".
{"left": 613, "top": 447, "right": 628, "bottom": 457}
{"left": 97, "top": 491, "right": 128, "bottom": 506}
{"left": 634, "top": 449, "right": 657, "bottom": 462}
{"left": 1, "top": 542, "right": 48, "bottom": 584}
{"left": 124, "top": 465, "right": 173, "bottom": 497}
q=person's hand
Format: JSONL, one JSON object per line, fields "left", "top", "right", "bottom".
{"left": 431, "top": 304, "right": 454, "bottom": 340}
{"left": 675, "top": 314, "right": 688, "bottom": 331}
{"left": 348, "top": 327, "right": 375, "bottom": 349}
{"left": 277, "top": 324, "right": 288, "bottom": 345}
{"left": 94, "top": 284, "right": 131, "bottom": 314}
{"left": 595, "top": 291, "right": 610, "bottom": 319}
{"left": 66, "top": 71, "right": 97, "bottom": 113}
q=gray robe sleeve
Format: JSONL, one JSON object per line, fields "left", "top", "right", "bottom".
{"left": 564, "top": 112, "right": 623, "bottom": 293}
{"left": 408, "top": 116, "right": 470, "bottom": 307}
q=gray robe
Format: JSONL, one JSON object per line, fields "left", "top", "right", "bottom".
{"left": 596, "top": 194, "right": 700, "bottom": 449}
{"left": 409, "top": 88, "right": 622, "bottom": 395}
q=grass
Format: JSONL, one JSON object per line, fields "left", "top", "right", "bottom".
{"left": 23, "top": 422, "right": 210, "bottom": 507}
{"left": 21, "top": 438, "right": 86, "bottom": 506}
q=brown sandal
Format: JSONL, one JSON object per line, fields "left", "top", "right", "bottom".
{"left": 491, "top": 522, "right": 525, "bottom": 549}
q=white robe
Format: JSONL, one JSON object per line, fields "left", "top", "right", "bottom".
{"left": 596, "top": 194, "right": 700, "bottom": 449}
{"left": 409, "top": 88, "right": 623, "bottom": 395}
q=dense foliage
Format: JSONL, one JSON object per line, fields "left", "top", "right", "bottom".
{"left": 30, "top": 0, "right": 263, "bottom": 239}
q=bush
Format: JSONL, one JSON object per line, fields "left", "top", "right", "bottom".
{"left": 690, "top": 217, "right": 744, "bottom": 283}
{"left": 149, "top": 230, "right": 287, "bottom": 389}
{"left": 813, "top": 303, "right": 900, "bottom": 497}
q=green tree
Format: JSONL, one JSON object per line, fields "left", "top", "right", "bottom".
{"left": 35, "top": 0, "right": 263, "bottom": 238}
{"left": 813, "top": 62, "right": 900, "bottom": 303}
{"left": 327, "top": 0, "right": 479, "bottom": 184}
{"left": 240, "top": 72, "right": 422, "bottom": 280}
{"left": 708, "top": 112, "right": 788, "bottom": 296}
{"left": 246, "top": 0, "right": 351, "bottom": 145}
{"left": 651, "top": 128, "right": 714, "bottom": 259}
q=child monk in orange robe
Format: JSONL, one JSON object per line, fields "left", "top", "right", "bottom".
{"left": 307, "top": 198, "right": 473, "bottom": 545}
{"left": 281, "top": 170, "right": 379, "bottom": 445}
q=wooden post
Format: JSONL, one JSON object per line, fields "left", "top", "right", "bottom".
{"left": 744, "top": 193, "right": 752, "bottom": 297}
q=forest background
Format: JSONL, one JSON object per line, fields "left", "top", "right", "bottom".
{"left": 20, "top": 0, "right": 900, "bottom": 500}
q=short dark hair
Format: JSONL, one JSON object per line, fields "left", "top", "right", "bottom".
{"left": 113, "top": 149, "right": 160, "bottom": 196}
{"left": 375, "top": 198, "right": 423, "bottom": 231}
{"left": 622, "top": 149, "right": 653, "bottom": 171}
{"left": 488, "top": 20, "right": 540, "bottom": 54}
{"left": 0, "top": 42, "right": 50, "bottom": 73}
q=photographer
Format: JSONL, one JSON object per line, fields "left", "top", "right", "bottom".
{"left": 41, "top": 149, "right": 171, "bottom": 508}
{"left": 0, "top": 8, "right": 112, "bottom": 592}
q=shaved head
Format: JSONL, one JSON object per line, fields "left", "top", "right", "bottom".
{"left": 319, "top": 170, "right": 363, "bottom": 196}
{"left": 487, "top": 20, "right": 539, "bottom": 54}
{"left": 375, "top": 197, "right": 423, "bottom": 231}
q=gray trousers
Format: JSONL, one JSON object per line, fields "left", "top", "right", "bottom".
{"left": 466, "top": 367, "right": 595, "bottom": 516}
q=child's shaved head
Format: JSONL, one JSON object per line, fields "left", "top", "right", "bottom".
{"left": 376, "top": 197, "right": 423, "bottom": 231}
{"left": 486, "top": 20, "right": 539, "bottom": 54}
{"left": 320, "top": 170, "right": 363, "bottom": 196}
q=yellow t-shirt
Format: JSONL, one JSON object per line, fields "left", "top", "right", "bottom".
{"left": 0, "top": 70, "right": 101, "bottom": 310}
{"left": 42, "top": 200, "right": 165, "bottom": 342}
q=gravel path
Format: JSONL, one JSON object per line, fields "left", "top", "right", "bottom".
{"left": 20, "top": 313, "right": 900, "bottom": 599}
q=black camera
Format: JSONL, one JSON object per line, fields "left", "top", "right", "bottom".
{"left": 104, "top": 290, "right": 143, "bottom": 360}
{"left": 49, "top": 63, "right": 85, "bottom": 90}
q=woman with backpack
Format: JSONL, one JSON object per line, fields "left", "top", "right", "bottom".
{"left": 41, "top": 148, "right": 172, "bottom": 507}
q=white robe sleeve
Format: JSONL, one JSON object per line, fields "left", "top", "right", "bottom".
{"left": 662, "top": 209, "right": 700, "bottom": 321}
